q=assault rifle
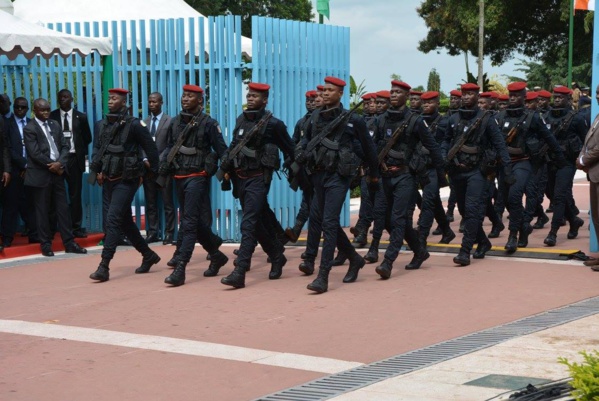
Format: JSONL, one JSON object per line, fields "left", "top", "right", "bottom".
{"left": 155, "top": 110, "right": 204, "bottom": 187}
{"left": 215, "top": 111, "right": 273, "bottom": 182}
{"left": 505, "top": 112, "right": 529, "bottom": 145}
{"left": 377, "top": 114, "right": 413, "bottom": 171}
{"left": 87, "top": 109, "right": 128, "bottom": 185}
{"left": 446, "top": 112, "right": 488, "bottom": 165}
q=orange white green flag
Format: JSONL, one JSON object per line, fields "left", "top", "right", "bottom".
{"left": 575, "top": 0, "right": 595, "bottom": 10}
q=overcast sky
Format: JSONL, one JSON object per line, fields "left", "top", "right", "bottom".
{"left": 312, "top": 0, "right": 525, "bottom": 94}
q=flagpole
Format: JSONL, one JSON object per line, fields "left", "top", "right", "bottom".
{"left": 319, "top": 14, "right": 323, "bottom": 24}
{"left": 568, "top": 0, "right": 574, "bottom": 88}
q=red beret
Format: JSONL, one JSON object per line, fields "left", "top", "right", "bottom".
{"left": 361, "top": 93, "right": 375, "bottom": 100}
{"left": 421, "top": 91, "right": 439, "bottom": 100}
{"left": 409, "top": 90, "right": 423, "bottom": 96}
{"left": 480, "top": 92, "right": 492, "bottom": 98}
{"left": 461, "top": 83, "right": 480, "bottom": 91}
{"left": 108, "top": 88, "right": 129, "bottom": 95}
{"left": 538, "top": 90, "right": 552, "bottom": 98}
{"left": 316, "top": 85, "right": 324, "bottom": 91}
{"left": 183, "top": 84, "right": 203, "bottom": 93}
{"left": 248, "top": 82, "right": 270, "bottom": 92}
{"left": 507, "top": 82, "right": 527, "bottom": 92}
{"left": 449, "top": 90, "right": 462, "bottom": 97}
{"left": 526, "top": 92, "right": 539, "bottom": 101}
{"left": 498, "top": 94, "right": 509, "bottom": 101}
{"left": 391, "top": 80, "right": 411, "bottom": 91}
{"left": 490, "top": 92, "right": 500, "bottom": 98}
{"left": 305, "top": 90, "right": 317, "bottom": 98}
{"left": 553, "top": 86, "right": 573, "bottom": 95}
{"left": 324, "top": 76, "right": 346, "bottom": 87}
{"left": 376, "top": 90, "right": 390, "bottom": 99}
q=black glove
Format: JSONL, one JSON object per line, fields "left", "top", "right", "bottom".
{"left": 221, "top": 179, "right": 232, "bottom": 191}
{"left": 367, "top": 177, "right": 380, "bottom": 196}
{"left": 158, "top": 161, "right": 172, "bottom": 175}
{"left": 295, "top": 149, "right": 307, "bottom": 165}
{"left": 220, "top": 157, "right": 232, "bottom": 172}
{"left": 89, "top": 161, "right": 101, "bottom": 173}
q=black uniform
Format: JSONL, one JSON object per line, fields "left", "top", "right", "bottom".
{"left": 89, "top": 112, "right": 160, "bottom": 282}
{"left": 161, "top": 112, "right": 229, "bottom": 286}
{"left": 220, "top": 108, "right": 295, "bottom": 288}
{"left": 442, "top": 108, "right": 511, "bottom": 265}
{"left": 373, "top": 106, "right": 443, "bottom": 278}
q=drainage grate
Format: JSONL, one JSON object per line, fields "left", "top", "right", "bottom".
{"left": 253, "top": 296, "right": 599, "bottom": 401}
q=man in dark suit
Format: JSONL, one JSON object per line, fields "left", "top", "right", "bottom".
{"left": 50, "top": 89, "right": 92, "bottom": 238}
{"left": 142, "top": 92, "right": 172, "bottom": 244}
{"left": 23, "top": 98, "right": 86, "bottom": 257}
{"left": 2, "top": 97, "right": 38, "bottom": 247}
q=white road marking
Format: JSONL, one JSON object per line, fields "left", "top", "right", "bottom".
{"left": 0, "top": 319, "right": 363, "bottom": 374}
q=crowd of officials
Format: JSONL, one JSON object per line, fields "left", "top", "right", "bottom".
{"left": 1, "top": 76, "right": 598, "bottom": 293}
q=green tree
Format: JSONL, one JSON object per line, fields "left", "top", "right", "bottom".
{"left": 417, "top": 0, "right": 592, "bottom": 83}
{"left": 184, "top": 0, "right": 313, "bottom": 37}
{"left": 349, "top": 75, "right": 367, "bottom": 107}
{"left": 427, "top": 68, "right": 441, "bottom": 92}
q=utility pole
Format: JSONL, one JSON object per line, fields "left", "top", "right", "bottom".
{"left": 478, "top": 0, "right": 484, "bottom": 89}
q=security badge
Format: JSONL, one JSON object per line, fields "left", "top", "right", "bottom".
{"left": 369, "top": 130, "right": 374, "bottom": 137}
{"left": 239, "top": 129, "right": 244, "bottom": 137}
{"left": 63, "top": 130, "right": 72, "bottom": 138}
{"left": 386, "top": 129, "right": 392, "bottom": 137}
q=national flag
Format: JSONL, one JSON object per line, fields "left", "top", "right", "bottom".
{"left": 575, "top": 0, "right": 595, "bottom": 10}
{"left": 317, "top": 0, "right": 330, "bottom": 20}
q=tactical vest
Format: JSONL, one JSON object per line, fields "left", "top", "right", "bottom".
{"left": 99, "top": 115, "right": 141, "bottom": 179}
{"left": 450, "top": 110, "right": 492, "bottom": 169}
{"left": 231, "top": 112, "right": 281, "bottom": 172}
{"left": 307, "top": 108, "right": 360, "bottom": 177}
{"left": 172, "top": 114, "right": 218, "bottom": 175}
{"left": 419, "top": 113, "right": 442, "bottom": 167}
{"left": 545, "top": 109, "right": 581, "bottom": 160}
{"left": 496, "top": 108, "right": 534, "bottom": 158}
{"left": 376, "top": 109, "right": 418, "bottom": 168}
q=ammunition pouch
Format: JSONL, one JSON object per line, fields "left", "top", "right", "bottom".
{"left": 236, "top": 146, "right": 261, "bottom": 171}
{"left": 525, "top": 136, "right": 546, "bottom": 166}
{"left": 260, "top": 143, "right": 281, "bottom": 170}
{"left": 175, "top": 148, "right": 205, "bottom": 175}
{"left": 456, "top": 145, "right": 481, "bottom": 170}
{"left": 122, "top": 155, "right": 143, "bottom": 180}
{"left": 336, "top": 147, "right": 360, "bottom": 178}
{"left": 101, "top": 154, "right": 123, "bottom": 177}
{"left": 204, "top": 152, "right": 218, "bottom": 176}
{"left": 480, "top": 148, "right": 498, "bottom": 176}
{"left": 562, "top": 136, "right": 582, "bottom": 160}
{"left": 385, "top": 148, "right": 406, "bottom": 166}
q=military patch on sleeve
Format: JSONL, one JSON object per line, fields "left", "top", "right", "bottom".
{"left": 140, "top": 120, "right": 147, "bottom": 127}
{"left": 216, "top": 124, "right": 222, "bottom": 133}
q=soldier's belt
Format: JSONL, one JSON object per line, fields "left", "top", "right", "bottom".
{"left": 460, "top": 145, "right": 479, "bottom": 154}
{"left": 381, "top": 165, "right": 409, "bottom": 177}
{"left": 321, "top": 137, "right": 339, "bottom": 151}
{"left": 507, "top": 147, "right": 524, "bottom": 155}
{"left": 178, "top": 146, "right": 198, "bottom": 155}
{"left": 387, "top": 149, "right": 405, "bottom": 159}
{"left": 106, "top": 144, "right": 125, "bottom": 153}
{"left": 240, "top": 146, "right": 256, "bottom": 158}
{"left": 234, "top": 168, "right": 264, "bottom": 179}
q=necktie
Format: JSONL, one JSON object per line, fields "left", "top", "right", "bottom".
{"left": 63, "top": 113, "right": 70, "bottom": 131}
{"left": 42, "top": 122, "right": 59, "bottom": 161}
{"left": 20, "top": 119, "right": 26, "bottom": 157}
{"left": 150, "top": 116, "right": 157, "bottom": 136}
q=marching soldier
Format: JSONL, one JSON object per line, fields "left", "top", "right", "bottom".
{"left": 409, "top": 89, "right": 423, "bottom": 112}
{"left": 89, "top": 88, "right": 160, "bottom": 282}
{"left": 373, "top": 80, "right": 444, "bottom": 278}
{"left": 525, "top": 92, "right": 539, "bottom": 111}
{"left": 295, "top": 76, "right": 379, "bottom": 293}
{"left": 158, "top": 85, "right": 229, "bottom": 287}
{"left": 219, "top": 82, "right": 296, "bottom": 289}
{"left": 442, "top": 83, "right": 512, "bottom": 266}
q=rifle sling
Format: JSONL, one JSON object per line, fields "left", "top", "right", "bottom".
{"left": 378, "top": 112, "right": 418, "bottom": 163}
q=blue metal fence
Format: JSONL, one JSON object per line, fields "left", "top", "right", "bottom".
{"left": 0, "top": 15, "right": 351, "bottom": 240}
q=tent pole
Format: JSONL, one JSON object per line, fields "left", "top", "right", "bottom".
{"left": 101, "top": 55, "right": 114, "bottom": 114}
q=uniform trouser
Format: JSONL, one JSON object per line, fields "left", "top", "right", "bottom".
{"left": 447, "top": 179, "right": 457, "bottom": 215}
{"left": 174, "top": 176, "right": 221, "bottom": 263}
{"left": 451, "top": 168, "right": 487, "bottom": 253}
{"left": 546, "top": 164, "right": 577, "bottom": 230}
{"left": 199, "top": 181, "right": 213, "bottom": 229}
{"left": 263, "top": 204, "right": 287, "bottom": 244}
{"left": 494, "top": 169, "right": 506, "bottom": 217}
{"left": 484, "top": 179, "right": 500, "bottom": 226}
{"left": 382, "top": 172, "right": 420, "bottom": 262}
{"left": 417, "top": 168, "right": 449, "bottom": 238}
{"left": 142, "top": 172, "right": 160, "bottom": 237}
{"left": 523, "top": 164, "right": 544, "bottom": 224}
{"left": 506, "top": 160, "right": 533, "bottom": 231}
{"left": 354, "top": 176, "right": 373, "bottom": 232}
{"left": 294, "top": 191, "right": 312, "bottom": 228}
{"left": 101, "top": 179, "right": 151, "bottom": 260}
{"left": 370, "top": 183, "right": 387, "bottom": 241}
{"left": 161, "top": 177, "right": 176, "bottom": 237}
{"left": 304, "top": 171, "right": 354, "bottom": 269}
{"left": 234, "top": 175, "right": 283, "bottom": 271}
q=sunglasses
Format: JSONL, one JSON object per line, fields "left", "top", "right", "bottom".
{"left": 14, "top": 105, "right": 28, "bottom": 110}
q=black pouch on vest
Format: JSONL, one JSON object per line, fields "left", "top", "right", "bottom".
{"left": 261, "top": 143, "right": 281, "bottom": 170}
{"left": 567, "top": 136, "right": 582, "bottom": 157}
{"left": 336, "top": 148, "right": 359, "bottom": 178}
{"left": 122, "top": 156, "right": 141, "bottom": 180}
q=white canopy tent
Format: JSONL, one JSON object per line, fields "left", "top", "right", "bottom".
{"left": 13, "top": 0, "right": 252, "bottom": 57}
{"left": 0, "top": 9, "right": 112, "bottom": 60}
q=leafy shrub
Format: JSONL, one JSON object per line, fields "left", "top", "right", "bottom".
{"left": 559, "top": 350, "right": 599, "bottom": 400}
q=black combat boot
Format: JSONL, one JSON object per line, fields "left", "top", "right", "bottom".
{"left": 567, "top": 217, "right": 584, "bottom": 239}
{"left": 135, "top": 251, "right": 161, "bottom": 274}
{"left": 439, "top": 226, "right": 456, "bottom": 244}
{"left": 221, "top": 266, "right": 246, "bottom": 288}
{"left": 405, "top": 250, "right": 430, "bottom": 270}
{"left": 533, "top": 212, "right": 549, "bottom": 229}
{"left": 375, "top": 258, "right": 393, "bottom": 279}
{"left": 203, "top": 250, "right": 229, "bottom": 277}
{"left": 446, "top": 212, "right": 455, "bottom": 223}
{"left": 544, "top": 229, "right": 558, "bottom": 247}
{"left": 299, "top": 259, "right": 315, "bottom": 275}
{"left": 164, "top": 261, "right": 186, "bottom": 286}
{"left": 307, "top": 266, "right": 330, "bottom": 293}
{"left": 331, "top": 251, "right": 347, "bottom": 266}
{"left": 300, "top": 252, "right": 308, "bottom": 260}
{"left": 518, "top": 223, "right": 533, "bottom": 248}
{"left": 167, "top": 248, "right": 180, "bottom": 267}
{"left": 458, "top": 219, "right": 465, "bottom": 233}
{"left": 363, "top": 238, "right": 380, "bottom": 263}
{"left": 488, "top": 221, "right": 505, "bottom": 239}
{"left": 504, "top": 230, "right": 519, "bottom": 253}
{"left": 453, "top": 249, "right": 471, "bottom": 266}
{"left": 351, "top": 227, "right": 368, "bottom": 248}
{"left": 90, "top": 258, "right": 110, "bottom": 282}
{"left": 432, "top": 225, "right": 443, "bottom": 235}
{"left": 269, "top": 253, "right": 287, "bottom": 280}
{"left": 343, "top": 252, "right": 365, "bottom": 283}
{"left": 473, "top": 239, "right": 492, "bottom": 259}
